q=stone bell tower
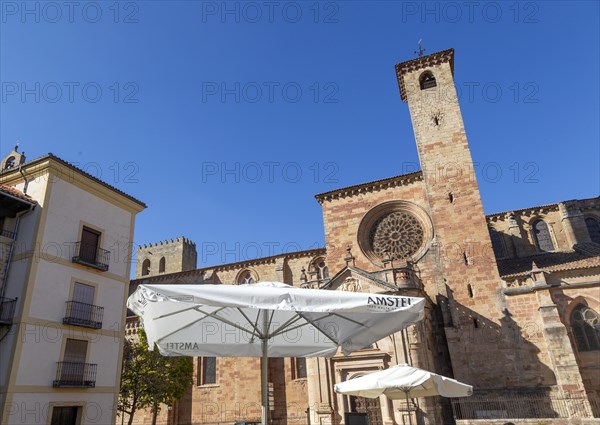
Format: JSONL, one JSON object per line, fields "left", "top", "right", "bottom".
{"left": 135, "top": 237, "right": 197, "bottom": 278}
{"left": 396, "top": 49, "right": 505, "bottom": 386}
{"left": 0, "top": 143, "right": 26, "bottom": 172}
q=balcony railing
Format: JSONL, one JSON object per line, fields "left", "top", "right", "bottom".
{"left": 0, "top": 229, "right": 16, "bottom": 239}
{"left": 53, "top": 362, "right": 97, "bottom": 388}
{"left": 63, "top": 301, "right": 103, "bottom": 329}
{"left": 0, "top": 297, "right": 17, "bottom": 325}
{"left": 71, "top": 242, "right": 110, "bottom": 271}
{"left": 451, "top": 394, "right": 593, "bottom": 419}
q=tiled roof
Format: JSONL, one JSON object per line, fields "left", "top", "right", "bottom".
{"left": 0, "top": 184, "right": 36, "bottom": 204}
{"left": 497, "top": 246, "right": 600, "bottom": 278}
{"left": 314, "top": 171, "right": 423, "bottom": 203}
{"left": 0, "top": 153, "right": 146, "bottom": 208}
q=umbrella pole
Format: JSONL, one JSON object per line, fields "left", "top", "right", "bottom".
{"left": 405, "top": 391, "right": 413, "bottom": 425}
{"left": 261, "top": 311, "right": 269, "bottom": 425}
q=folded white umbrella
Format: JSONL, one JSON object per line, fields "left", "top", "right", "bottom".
{"left": 127, "top": 282, "right": 425, "bottom": 425}
{"left": 335, "top": 363, "right": 473, "bottom": 399}
{"left": 335, "top": 364, "right": 472, "bottom": 425}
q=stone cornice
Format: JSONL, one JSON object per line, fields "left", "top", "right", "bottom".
{"left": 314, "top": 172, "right": 423, "bottom": 204}
{"left": 130, "top": 248, "right": 327, "bottom": 284}
{"left": 503, "top": 280, "right": 600, "bottom": 296}
{"left": 207, "top": 248, "right": 326, "bottom": 272}
{"left": 487, "top": 204, "right": 560, "bottom": 222}
{"left": 395, "top": 48, "right": 454, "bottom": 101}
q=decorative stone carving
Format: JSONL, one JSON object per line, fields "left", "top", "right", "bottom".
{"left": 369, "top": 211, "right": 424, "bottom": 261}
{"left": 505, "top": 278, "right": 529, "bottom": 288}
{"left": 344, "top": 245, "right": 355, "bottom": 266}
{"left": 508, "top": 212, "right": 519, "bottom": 228}
{"left": 340, "top": 277, "right": 362, "bottom": 292}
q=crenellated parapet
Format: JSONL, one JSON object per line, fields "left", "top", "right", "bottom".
{"left": 137, "top": 236, "right": 196, "bottom": 250}
{"left": 135, "top": 236, "right": 198, "bottom": 278}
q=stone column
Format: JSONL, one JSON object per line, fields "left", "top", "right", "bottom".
{"left": 333, "top": 368, "right": 346, "bottom": 424}
{"left": 307, "top": 357, "right": 334, "bottom": 425}
{"left": 407, "top": 322, "right": 439, "bottom": 425}
{"left": 506, "top": 212, "right": 527, "bottom": 257}
{"left": 274, "top": 258, "right": 285, "bottom": 282}
{"left": 536, "top": 289, "right": 592, "bottom": 417}
{"left": 380, "top": 394, "right": 395, "bottom": 425}
{"left": 559, "top": 201, "right": 590, "bottom": 248}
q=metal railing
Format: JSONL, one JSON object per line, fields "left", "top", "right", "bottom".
{"left": 451, "top": 394, "right": 591, "bottom": 419}
{"left": 0, "top": 297, "right": 17, "bottom": 325}
{"left": 71, "top": 242, "right": 110, "bottom": 271}
{"left": 0, "top": 229, "right": 16, "bottom": 239}
{"left": 63, "top": 301, "right": 103, "bottom": 329}
{"left": 53, "top": 362, "right": 97, "bottom": 388}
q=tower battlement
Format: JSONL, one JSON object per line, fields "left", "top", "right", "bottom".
{"left": 138, "top": 236, "right": 196, "bottom": 250}
{"left": 135, "top": 236, "right": 197, "bottom": 278}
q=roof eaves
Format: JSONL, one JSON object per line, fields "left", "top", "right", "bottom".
{"left": 314, "top": 171, "right": 423, "bottom": 203}
{"left": 1, "top": 153, "right": 146, "bottom": 208}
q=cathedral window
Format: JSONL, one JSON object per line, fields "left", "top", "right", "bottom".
{"left": 419, "top": 71, "right": 437, "bottom": 90}
{"left": 197, "top": 357, "right": 217, "bottom": 385}
{"left": 292, "top": 357, "right": 307, "bottom": 379}
{"left": 571, "top": 304, "right": 600, "bottom": 352}
{"left": 489, "top": 226, "right": 507, "bottom": 258}
{"left": 532, "top": 220, "right": 554, "bottom": 252}
{"left": 369, "top": 211, "right": 424, "bottom": 261}
{"left": 311, "top": 257, "right": 329, "bottom": 281}
{"left": 358, "top": 201, "right": 431, "bottom": 267}
{"left": 159, "top": 256, "right": 166, "bottom": 273}
{"left": 585, "top": 217, "right": 600, "bottom": 244}
{"left": 238, "top": 270, "right": 256, "bottom": 285}
{"left": 141, "top": 258, "right": 151, "bottom": 276}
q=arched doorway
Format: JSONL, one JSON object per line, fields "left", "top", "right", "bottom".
{"left": 345, "top": 396, "right": 383, "bottom": 425}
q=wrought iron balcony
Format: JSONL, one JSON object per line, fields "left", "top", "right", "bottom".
{"left": 71, "top": 242, "right": 110, "bottom": 271}
{"left": 63, "top": 301, "right": 103, "bottom": 329}
{"left": 53, "top": 362, "right": 97, "bottom": 388}
{"left": 0, "top": 229, "right": 16, "bottom": 239}
{"left": 0, "top": 297, "right": 17, "bottom": 325}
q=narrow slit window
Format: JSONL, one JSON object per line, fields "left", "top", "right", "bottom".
{"left": 294, "top": 357, "right": 307, "bottom": 379}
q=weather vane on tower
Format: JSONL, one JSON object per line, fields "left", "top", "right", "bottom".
{"left": 414, "top": 39, "right": 426, "bottom": 57}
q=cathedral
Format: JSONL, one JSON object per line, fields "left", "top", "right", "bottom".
{"left": 127, "top": 49, "right": 600, "bottom": 425}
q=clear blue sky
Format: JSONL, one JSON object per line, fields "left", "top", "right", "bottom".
{"left": 1, "top": 1, "right": 599, "bottom": 269}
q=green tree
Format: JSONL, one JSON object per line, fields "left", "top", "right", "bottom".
{"left": 118, "top": 328, "right": 193, "bottom": 425}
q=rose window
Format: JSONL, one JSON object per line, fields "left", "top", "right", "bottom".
{"left": 369, "top": 211, "right": 424, "bottom": 261}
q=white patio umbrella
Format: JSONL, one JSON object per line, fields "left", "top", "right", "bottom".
{"left": 334, "top": 363, "right": 472, "bottom": 425}
{"left": 127, "top": 282, "right": 425, "bottom": 425}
